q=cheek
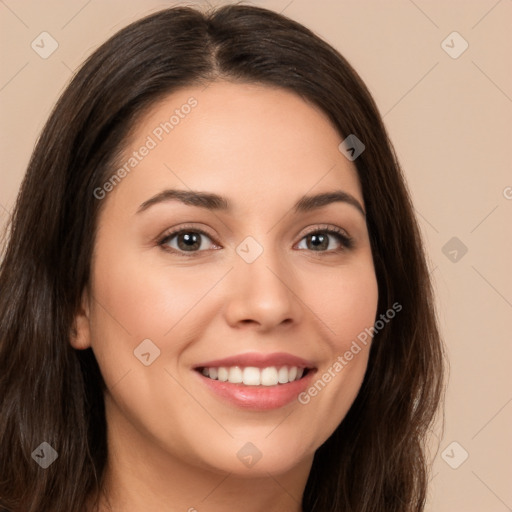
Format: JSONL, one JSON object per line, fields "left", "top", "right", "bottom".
{"left": 305, "top": 259, "right": 379, "bottom": 347}
{"left": 294, "top": 258, "right": 378, "bottom": 438}
{"left": 87, "top": 243, "right": 229, "bottom": 387}
{"left": 90, "top": 242, "right": 222, "bottom": 339}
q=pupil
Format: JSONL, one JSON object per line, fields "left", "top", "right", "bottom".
{"left": 310, "top": 234, "right": 327, "bottom": 250}
{"left": 179, "top": 232, "right": 200, "bottom": 250}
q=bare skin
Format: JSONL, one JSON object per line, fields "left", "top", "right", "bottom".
{"left": 73, "top": 81, "right": 379, "bottom": 511}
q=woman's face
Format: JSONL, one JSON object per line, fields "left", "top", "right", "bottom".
{"left": 75, "top": 81, "right": 378, "bottom": 476}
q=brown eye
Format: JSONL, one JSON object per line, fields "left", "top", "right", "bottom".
{"left": 297, "top": 228, "right": 353, "bottom": 252}
{"left": 159, "top": 229, "right": 218, "bottom": 255}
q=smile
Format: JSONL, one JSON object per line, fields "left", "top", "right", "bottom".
{"left": 192, "top": 352, "right": 317, "bottom": 410}
{"left": 198, "top": 365, "right": 309, "bottom": 386}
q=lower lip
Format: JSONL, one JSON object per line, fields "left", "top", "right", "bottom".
{"left": 195, "top": 370, "right": 316, "bottom": 410}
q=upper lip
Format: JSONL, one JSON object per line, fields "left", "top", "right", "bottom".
{"left": 193, "top": 352, "right": 316, "bottom": 370}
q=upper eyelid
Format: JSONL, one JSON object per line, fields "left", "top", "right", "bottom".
{"left": 159, "top": 223, "right": 349, "bottom": 238}
{"left": 301, "top": 224, "right": 350, "bottom": 238}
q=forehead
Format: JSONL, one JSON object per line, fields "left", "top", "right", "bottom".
{"left": 104, "top": 80, "right": 363, "bottom": 215}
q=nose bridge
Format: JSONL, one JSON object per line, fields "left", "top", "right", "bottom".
{"left": 236, "top": 234, "right": 294, "bottom": 299}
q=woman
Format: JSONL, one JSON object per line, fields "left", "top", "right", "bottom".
{"left": 0, "top": 4, "right": 445, "bottom": 511}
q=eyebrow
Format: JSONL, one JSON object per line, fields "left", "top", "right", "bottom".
{"left": 137, "top": 188, "right": 366, "bottom": 217}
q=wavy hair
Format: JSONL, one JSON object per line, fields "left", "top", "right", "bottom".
{"left": 0, "top": 4, "right": 445, "bottom": 511}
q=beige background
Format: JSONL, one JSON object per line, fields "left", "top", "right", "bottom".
{"left": 1, "top": 0, "right": 511, "bottom": 510}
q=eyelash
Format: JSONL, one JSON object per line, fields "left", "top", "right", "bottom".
{"left": 157, "top": 224, "right": 354, "bottom": 257}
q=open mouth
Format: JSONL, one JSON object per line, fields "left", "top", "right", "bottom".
{"left": 195, "top": 366, "right": 312, "bottom": 386}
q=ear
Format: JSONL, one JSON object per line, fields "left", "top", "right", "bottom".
{"left": 70, "top": 287, "right": 92, "bottom": 350}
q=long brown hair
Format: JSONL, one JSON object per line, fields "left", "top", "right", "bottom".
{"left": 0, "top": 4, "right": 445, "bottom": 511}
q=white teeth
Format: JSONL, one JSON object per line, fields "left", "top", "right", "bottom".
{"left": 228, "top": 366, "right": 243, "bottom": 384}
{"left": 243, "top": 367, "right": 261, "bottom": 386}
{"left": 261, "top": 367, "right": 278, "bottom": 386}
{"left": 277, "top": 366, "right": 289, "bottom": 384}
{"left": 217, "top": 367, "right": 228, "bottom": 382}
{"left": 200, "top": 365, "right": 306, "bottom": 386}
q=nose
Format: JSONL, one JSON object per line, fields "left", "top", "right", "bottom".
{"left": 222, "top": 246, "right": 303, "bottom": 332}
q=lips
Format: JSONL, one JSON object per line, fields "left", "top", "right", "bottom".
{"left": 193, "top": 351, "right": 315, "bottom": 370}
{"left": 193, "top": 352, "right": 317, "bottom": 410}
